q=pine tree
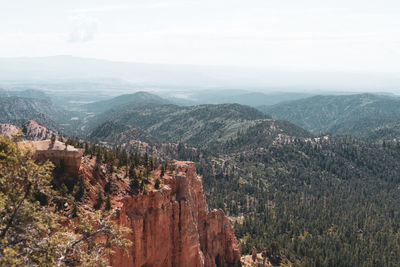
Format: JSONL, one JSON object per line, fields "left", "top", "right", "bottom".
{"left": 129, "top": 165, "right": 137, "bottom": 179}
{"left": 105, "top": 195, "right": 112, "bottom": 211}
{"left": 154, "top": 178, "right": 161, "bottom": 190}
{"left": 129, "top": 178, "right": 140, "bottom": 195}
{"left": 94, "top": 185, "right": 104, "bottom": 209}
{"left": 160, "top": 165, "right": 165, "bottom": 177}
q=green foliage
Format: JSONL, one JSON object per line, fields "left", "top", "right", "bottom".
{"left": 82, "top": 96, "right": 400, "bottom": 265}
{"left": 160, "top": 164, "right": 165, "bottom": 177}
{"left": 94, "top": 185, "right": 104, "bottom": 210}
{"left": 60, "top": 210, "right": 132, "bottom": 267}
{"left": 72, "top": 175, "right": 86, "bottom": 201}
{"left": 104, "top": 179, "right": 112, "bottom": 193}
{"left": 0, "top": 136, "right": 131, "bottom": 266}
{"left": 83, "top": 91, "right": 169, "bottom": 114}
{"left": 89, "top": 103, "right": 268, "bottom": 146}
{"left": 105, "top": 195, "right": 112, "bottom": 211}
{"left": 129, "top": 178, "right": 140, "bottom": 195}
{"left": 0, "top": 96, "right": 79, "bottom": 136}
{"left": 154, "top": 178, "right": 161, "bottom": 190}
{"left": 201, "top": 136, "right": 400, "bottom": 266}
{"left": 89, "top": 121, "right": 158, "bottom": 145}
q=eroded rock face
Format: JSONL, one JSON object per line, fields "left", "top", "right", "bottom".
{"left": 0, "top": 120, "right": 57, "bottom": 141}
{"left": 0, "top": 123, "right": 20, "bottom": 139}
{"left": 19, "top": 140, "right": 83, "bottom": 177}
{"left": 23, "top": 120, "right": 57, "bottom": 141}
{"left": 111, "top": 161, "right": 241, "bottom": 267}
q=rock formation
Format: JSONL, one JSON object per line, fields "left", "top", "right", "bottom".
{"left": 19, "top": 140, "right": 83, "bottom": 176}
{"left": 0, "top": 120, "right": 57, "bottom": 141}
{"left": 22, "top": 120, "right": 57, "bottom": 141}
{"left": 110, "top": 161, "right": 241, "bottom": 267}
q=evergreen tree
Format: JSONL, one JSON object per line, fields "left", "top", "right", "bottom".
{"left": 94, "top": 185, "right": 103, "bottom": 210}
{"left": 105, "top": 195, "right": 112, "bottom": 211}
{"left": 154, "top": 178, "right": 161, "bottom": 190}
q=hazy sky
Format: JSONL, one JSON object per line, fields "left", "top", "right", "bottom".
{"left": 2, "top": 0, "right": 400, "bottom": 72}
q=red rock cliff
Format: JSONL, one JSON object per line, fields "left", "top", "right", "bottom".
{"left": 111, "top": 161, "right": 241, "bottom": 267}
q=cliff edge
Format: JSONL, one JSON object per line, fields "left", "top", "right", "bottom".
{"left": 109, "top": 161, "right": 241, "bottom": 267}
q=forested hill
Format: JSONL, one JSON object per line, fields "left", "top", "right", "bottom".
{"left": 199, "top": 133, "right": 400, "bottom": 266}
{"left": 89, "top": 103, "right": 272, "bottom": 146}
{"left": 0, "top": 89, "right": 49, "bottom": 99}
{"left": 82, "top": 91, "right": 170, "bottom": 113}
{"left": 88, "top": 121, "right": 158, "bottom": 145}
{"left": 85, "top": 105, "right": 400, "bottom": 266}
{"left": 259, "top": 93, "right": 400, "bottom": 140}
{"left": 0, "top": 96, "right": 72, "bottom": 131}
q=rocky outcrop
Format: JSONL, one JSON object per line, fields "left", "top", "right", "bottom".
{"left": 19, "top": 140, "right": 83, "bottom": 176}
{"left": 22, "top": 120, "right": 57, "bottom": 141}
{"left": 111, "top": 161, "right": 241, "bottom": 267}
{"left": 0, "top": 120, "right": 57, "bottom": 141}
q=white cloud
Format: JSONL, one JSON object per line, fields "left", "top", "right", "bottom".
{"left": 68, "top": 14, "right": 98, "bottom": 43}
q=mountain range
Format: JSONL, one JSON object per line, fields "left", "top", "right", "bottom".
{"left": 8, "top": 90, "right": 400, "bottom": 142}
{"left": 3, "top": 56, "right": 400, "bottom": 91}
{"left": 89, "top": 102, "right": 272, "bottom": 146}
{"left": 0, "top": 96, "right": 69, "bottom": 129}
{"left": 83, "top": 91, "right": 170, "bottom": 113}
{"left": 259, "top": 93, "right": 400, "bottom": 140}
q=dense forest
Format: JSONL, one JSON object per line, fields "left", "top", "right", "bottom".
{"left": 200, "top": 135, "right": 400, "bottom": 266}
{"left": 259, "top": 93, "right": 400, "bottom": 140}
{"left": 131, "top": 119, "right": 400, "bottom": 266}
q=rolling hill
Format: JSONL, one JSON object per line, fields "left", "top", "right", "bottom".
{"left": 0, "top": 89, "right": 49, "bottom": 99}
{"left": 0, "top": 96, "right": 78, "bottom": 134}
{"left": 82, "top": 91, "right": 170, "bottom": 113}
{"left": 88, "top": 121, "right": 158, "bottom": 144}
{"left": 89, "top": 103, "right": 274, "bottom": 146}
{"left": 259, "top": 93, "right": 400, "bottom": 140}
{"left": 181, "top": 90, "right": 314, "bottom": 107}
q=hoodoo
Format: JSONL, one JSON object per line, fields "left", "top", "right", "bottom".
{"left": 110, "top": 161, "right": 241, "bottom": 267}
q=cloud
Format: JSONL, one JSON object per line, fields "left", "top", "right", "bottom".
{"left": 68, "top": 15, "right": 98, "bottom": 43}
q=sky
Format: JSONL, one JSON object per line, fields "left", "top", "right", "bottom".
{"left": 1, "top": 0, "right": 400, "bottom": 72}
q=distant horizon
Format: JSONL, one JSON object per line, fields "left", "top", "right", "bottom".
{"left": 3, "top": 1, "right": 400, "bottom": 73}
{"left": 1, "top": 55, "right": 400, "bottom": 93}
{"left": 1, "top": 54, "right": 400, "bottom": 75}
